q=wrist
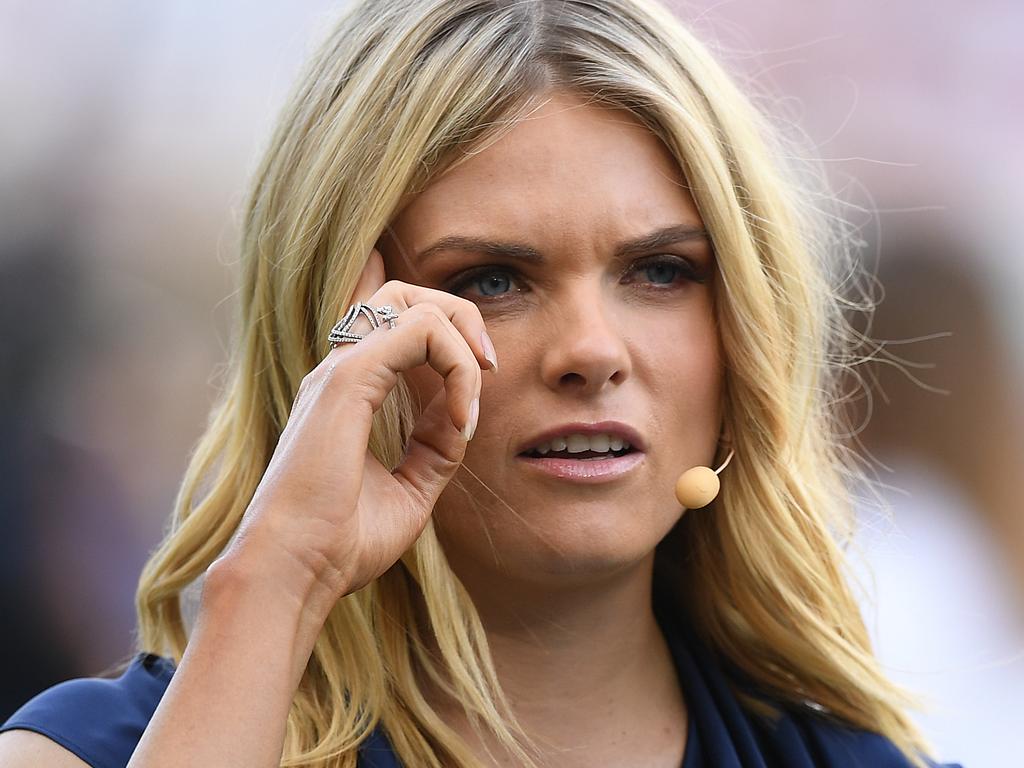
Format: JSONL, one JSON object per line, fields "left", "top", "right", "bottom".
{"left": 201, "top": 542, "right": 342, "bottom": 670}
{"left": 217, "top": 516, "right": 354, "bottom": 609}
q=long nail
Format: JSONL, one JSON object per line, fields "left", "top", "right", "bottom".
{"left": 463, "top": 397, "right": 479, "bottom": 441}
{"left": 480, "top": 331, "right": 498, "bottom": 371}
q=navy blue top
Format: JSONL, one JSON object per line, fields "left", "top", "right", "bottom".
{"left": 1, "top": 594, "right": 963, "bottom": 768}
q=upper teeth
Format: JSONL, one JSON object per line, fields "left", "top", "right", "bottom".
{"left": 531, "top": 433, "right": 631, "bottom": 455}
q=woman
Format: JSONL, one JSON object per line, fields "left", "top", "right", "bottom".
{"left": 0, "top": 0, "right": 964, "bottom": 766}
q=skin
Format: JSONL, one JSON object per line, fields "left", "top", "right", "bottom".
{"left": 377, "top": 88, "right": 725, "bottom": 767}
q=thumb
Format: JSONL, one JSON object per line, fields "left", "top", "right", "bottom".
{"left": 392, "top": 386, "right": 471, "bottom": 511}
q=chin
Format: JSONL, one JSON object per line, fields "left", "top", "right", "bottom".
{"left": 435, "top": 496, "right": 682, "bottom": 589}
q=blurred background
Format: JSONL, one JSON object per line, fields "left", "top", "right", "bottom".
{"left": 1, "top": 1, "right": 1020, "bottom": 765}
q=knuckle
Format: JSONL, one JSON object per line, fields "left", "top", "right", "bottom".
{"left": 319, "top": 358, "right": 351, "bottom": 392}
{"left": 295, "top": 368, "right": 320, "bottom": 398}
{"left": 423, "top": 303, "right": 448, "bottom": 323}
{"left": 408, "top": 302, "right": 444, "bottom": 327}
{"left": 458, "top": 295, "right": 484, "bottom": 319}
{"left": 400, "top": 304, "right": 427, "bottom": 328}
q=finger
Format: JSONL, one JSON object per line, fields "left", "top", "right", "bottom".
{"left": 391, "top": 385, "right": 469, "bottom": 510}
{"left": 343, "top": 302, "right": 481, "bottom": 438}
{"left": 372, "top": 282, "right": 498, "bottom": 374}
{"left": 388, "top": 293, "right": 483, "bottom": 413}
{"left": 316, "top": 295, "right": 481, "bottom": 443}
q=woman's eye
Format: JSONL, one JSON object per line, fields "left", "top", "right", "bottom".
{"left": 627, "top": 255, "right": 705, "bottom": 287}
{"left": 445, "top": 268, "right": 520, "bottom": 299}
{"left": 642, "top": 260, "right": 680, "bottom": 285}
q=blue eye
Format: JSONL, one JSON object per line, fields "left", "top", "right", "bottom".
{"left": 629, "top": 255, "right": 705, "bottom": 287}
{"left": 642, "top": 260, "right": 682, "bottom": 285}
{"left": 473, "top": 272, "right": 514, "bottom": 297}
{"left": 445, "top": 268, "right": 520, "bottom": 299}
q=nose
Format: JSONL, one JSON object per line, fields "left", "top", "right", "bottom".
{"left": 539, "top": 280, "right": 632, "bottom": 396}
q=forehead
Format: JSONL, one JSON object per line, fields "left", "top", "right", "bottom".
{"left": 389, "top": 92, "right": 702, "bottom": 250}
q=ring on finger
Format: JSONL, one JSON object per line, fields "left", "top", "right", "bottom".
{"left": 328, "top": 301, "right": 401, "bottom": 349}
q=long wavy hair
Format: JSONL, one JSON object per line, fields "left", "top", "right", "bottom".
{"left": 134, "top": 1, "right": 934, "bottom": 765}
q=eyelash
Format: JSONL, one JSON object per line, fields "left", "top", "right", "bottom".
{"left": 443, "top": 255, "right": 706, "bottom": 302}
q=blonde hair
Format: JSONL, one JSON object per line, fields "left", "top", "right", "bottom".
{"left": 135, "top": 1, "right": 935, "bottom": 766}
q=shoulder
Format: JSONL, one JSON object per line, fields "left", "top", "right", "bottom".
{"left": 0, "top": 730, "right": 93, "bottom": 768}
{"left": 0, "top": 653, "right": 175, "bottom": 768}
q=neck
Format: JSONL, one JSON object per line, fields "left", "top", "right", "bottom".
{"left": 411, "top": 556, "right": 688, "bottom": 767}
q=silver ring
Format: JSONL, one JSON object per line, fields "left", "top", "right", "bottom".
{"left": 328, "top": 302, "right": 400, "bottom": 348}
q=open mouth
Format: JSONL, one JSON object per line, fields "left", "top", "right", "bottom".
{"left": 519, "top": 446, "right": 637, "bottom": 460}
{"left": 515, "top": 444, "right": 644, "bottom": 482}
{"left": 514, "top": 424, "right": 645, "bottom": 482}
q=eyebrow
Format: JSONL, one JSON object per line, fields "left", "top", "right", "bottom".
{"left": 411, "top": 223, "right": 710, "bottom": 266}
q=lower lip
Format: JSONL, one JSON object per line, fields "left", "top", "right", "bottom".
{"left": 515, "top": 452, "right": 645, "bottom": 483}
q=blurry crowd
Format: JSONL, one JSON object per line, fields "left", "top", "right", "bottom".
{"left": 1, "top": 2, "right": 1021, "bottom": 765}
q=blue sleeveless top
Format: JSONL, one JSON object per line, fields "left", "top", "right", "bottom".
{"left": 1, "top": 595, "right": 963, "bottom": 768}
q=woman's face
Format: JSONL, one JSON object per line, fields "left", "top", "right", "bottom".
{"left": 379, "top": 90, "right": 723, "bottom": 591}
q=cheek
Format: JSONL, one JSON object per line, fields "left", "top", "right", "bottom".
{"left": 637, "top": 301, "right": 720, "bottom": 365}
{"left": 640, "top": 311, "right": 723, "bottom": 416}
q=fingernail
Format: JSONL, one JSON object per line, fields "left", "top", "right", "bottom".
{"left": 463, "top": 397, "right": 479, "bottom": 441}
{"left": 480, "top": 330, "right": 498, "bottom": 371}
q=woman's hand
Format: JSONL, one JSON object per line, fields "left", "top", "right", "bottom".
{"left": 214, "top": 247, "right": 497, "bottom": 619}
{"left": 116, "top": 249, "right": 498, "bottom": 768}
